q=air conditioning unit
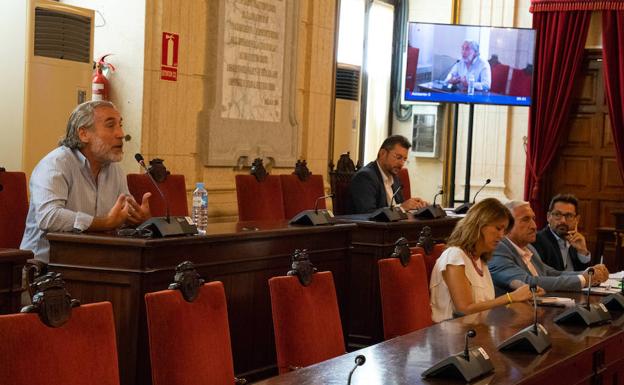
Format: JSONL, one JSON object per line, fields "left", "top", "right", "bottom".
{"left": 1, "top": 0, "right": 93, "bottom": 176}
{"left": 333, "top": 63, "right": 361, "bottom": 163}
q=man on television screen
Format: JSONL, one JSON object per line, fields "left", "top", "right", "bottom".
{"left": 444, "top": 40, "right": 491, "bottom": 92}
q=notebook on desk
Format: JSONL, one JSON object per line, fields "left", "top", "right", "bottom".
{"left": 536, "top": 296, "right": 575, "bottom": 307}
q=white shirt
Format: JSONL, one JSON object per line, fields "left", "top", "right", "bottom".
{"left": 549, "top": 228, "right": 591, "bottom": 270}
{"left": 430, "top": 247, "right": 495, "bottom": 322}
{"left": 376, "top": 161, "right": 395, "bottom": 206}
{"left": 20, "top": 146, "right": 129, "bottom": 262}
{"left": 444, "top": 56, "right": 492, "bottom": 91}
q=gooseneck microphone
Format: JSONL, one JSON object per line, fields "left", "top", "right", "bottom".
{"left": 389, "top": 185, "right": 403, "bottom": 208}
{"left": 463, "top": 329, "right": 476, "bottom": 361}
{"left": 347, "top": 354, "right": 366, "bottom": 385}
{"left": 472, "top": 179, "right": 491, "bottom": 204}
{"left": 134, "top": 153, "right": 171, "bottom": 223}
{"left": 439, "top": 59, "right": 460, "bottom": 81}
{"left": 585, "top": 267, "right": 595, "bottom": 310}
{"left": 530, "top": 278, "right": 539, "bottom": 334}
{"left": 433, "top": 189, "right": 444, "bottom": 206}
{"left": 314, "top": 194, "right": 334, "bottom": 214}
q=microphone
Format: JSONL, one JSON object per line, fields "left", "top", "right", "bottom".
{"left": 530, "top": 277, "right": 538, "bottom": 334}
{"left": 472, "top": 178, "right": 491, "bottom": 204}
{"left": 463, "top": 329, "right": 476, "bottom": 361}
{"left": 433, "top": 189, "right": 443, "bottom": 206}
{"left": 314, "top": 194, "right": 333, "bottom": 214}
{"left": 389, "top": 185, "right": 402, "bottom": 208}
{"left": 134, "top": 153, "right": 170, "bottom": 223}
{"left": 454, "top": 178, "right": 491, "bottom": 214}
{"left": 439, "top": 59, "right": 460, "bottom": 82}
{"left": 585, "top": 267, "right": 594, "bottom": 310}
{"left": 347, "top": 355, "right": 366, "bottom": 385}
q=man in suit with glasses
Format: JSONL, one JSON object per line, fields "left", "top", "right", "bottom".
{"left": 349, "top": 135, "right": 428, "bottom": 214}
{"left": 532, "top": 194, "right": 591, "bottom": 271}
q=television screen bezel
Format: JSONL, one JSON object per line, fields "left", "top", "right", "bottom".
{"left": 401, "top": 22, "right": 537, "bottom": 107}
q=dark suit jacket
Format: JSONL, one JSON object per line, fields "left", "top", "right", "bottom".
{"left": 532, "top": 227, "right": 588, "bottom": 272}
{"left": 489, "top": 238, "right": 582, "bottom": 296}
{"left": 348, "top": 161, "right": 405, "bottom": 214}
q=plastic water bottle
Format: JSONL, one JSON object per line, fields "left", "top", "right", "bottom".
{"left": 192, "top": 182, "right": 208, "bottom": 234}
{"left": 467, "top": 74, "right": 475, "bottom": 95}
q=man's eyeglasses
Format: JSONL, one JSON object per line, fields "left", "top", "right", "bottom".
{"left": 549, "top": 211, "right": 577, "bottom": 221}
{"left": 389, "top": 152, "right": 409, "bottom": 163}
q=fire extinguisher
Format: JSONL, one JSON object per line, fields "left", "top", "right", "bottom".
{"left": 92, "top": 54, "right": 115, "bottom": 101}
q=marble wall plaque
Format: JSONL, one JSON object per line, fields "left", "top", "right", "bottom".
{"left": 200, "top": 0, "right": 300, "bottom": 167}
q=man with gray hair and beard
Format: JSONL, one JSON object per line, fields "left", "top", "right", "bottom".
{"left": 488, "top": 200, "right": 609, "bottom": 296}
{"left": 444, "top": 40, "right": 492, "bottom": 92}
{"left": 20, "top": 101, "right": 152, "bottom": 262}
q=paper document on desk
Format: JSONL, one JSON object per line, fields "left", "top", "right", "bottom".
{"left": 609, "top": 271, "right": 624, "bottom": 280}
{"left": 582, "top": 280, "right": 622, "bottom": 296}
{"left": 536, "top": 296, "right": 575, "bottom": 307}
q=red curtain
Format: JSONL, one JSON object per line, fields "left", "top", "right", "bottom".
{"left": 601, "top": 11, "right": 624, "bottom": 182}
{"left": 524, "top": 10, "right": 591, "bottom": 227}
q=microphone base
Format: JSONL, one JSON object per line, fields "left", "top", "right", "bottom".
{"left": 601, "top": 292, "right": 624, "bottom": 312}
{"left": 554, "top": 303, "right": 612, "bottom": 327}
{"left": 368, "top": 207, "right": 407, "bottom": 222}
{"left": 413, "top": 204, "right": 447, "bottom": 219}
{"left": 498, "top": 323, "right": 551, "bottom": 354}
{"left": 421, "top": 346, "right": 494, "bottom": 382}
{"left": 453, "top": 202, "right": 473, "bottom": 214}
{"left": 289, "top": 209, "right": 334, "bottom": 226}
{"left": 136, "top": 216, "right": 198, "bottom": 237}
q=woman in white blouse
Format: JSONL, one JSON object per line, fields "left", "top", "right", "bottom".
{"left": 430, "top": 198, "right": 544, "bottom": 322}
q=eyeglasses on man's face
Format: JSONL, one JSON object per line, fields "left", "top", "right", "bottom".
{"left": 549, "top": 211, "right": 577, "bottom": 221}
{"left": 388, "top": 151, "right": 409, "bottom": 164}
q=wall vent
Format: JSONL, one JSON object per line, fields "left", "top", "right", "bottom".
{"left": 335, "top": 66, "right": 360, "bottom": 101}
{"left": 34, "top": 7, "right": 91, "bottom": 63}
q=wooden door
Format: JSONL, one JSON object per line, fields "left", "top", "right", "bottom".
{"left": 544, "top": 49, "right": 624, "bottom": 268}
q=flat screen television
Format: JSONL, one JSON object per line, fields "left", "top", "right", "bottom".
{"left": 402, "top": 23, "right": 536, "bottom": 106}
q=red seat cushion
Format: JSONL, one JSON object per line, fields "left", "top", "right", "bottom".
{"left": 280, "top": 174, "right": 326, "bottom": 219}
{"left": 0, "top": 171, "right": 29, "bottom": 248}
{"left": 490, "top": 63, "right": 510, "bottom": 94}
{"left": 398, "top": 168, "right": 411, "bottom": 200}
{"left": 127, "top": 173, "right": 188, "bottom": 216}
{"left": 145, "top": 282, "right": 235, "bottom": 385}
{"left": 235, "top": 175, "right": 285, "bottom": 221}
{"left": 509, "top": 68, "right": 532, "bottom": 97}
{"left": 0, "top": 302, "right": 120, "bottom": 385}
{"left": 269, "top": 272, "right": 344, "bottom": 373}
{"left": 410, "top": 243, "right": 447, "bottom": 283}
{"left": 378, "top": 255, "right": 433, "bottom": 339}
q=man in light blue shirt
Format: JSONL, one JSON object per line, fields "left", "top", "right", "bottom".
{"left": 20, "top": 101, "right": 151, "bottom": 262}
{"left": 444, "top": 40, "right": 492, "bottom": 92}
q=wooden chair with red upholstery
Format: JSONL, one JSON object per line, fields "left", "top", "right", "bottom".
{"left": 329, "top": 152, "right": 359, "bottom": 215}
{"left": 378, "top": 237, "right": 433, "bottom": 340}
{"left": 398, "top": 167, "right": 411, "bottom": 200}
{"left": 508, "top": 66, "right": 533, "bottom": 98}
{"left": 409, "top": 226, "right": 447, "bottom": 282}
{"left": 268, "top": 249, "right": 345, "bottom": 373}
{"left": 0, "top": 272, "right": 120, "bottom": 385}
{"left": 0, "top": 168, "right": 29, "bottom": 248}
{"left": 127, "top": 158, "right": 189, "bottom": 217}
{"left": 144, "top": 261, "right": 244, "bottom": 385}
{"left": 280, "top": 160, "right": 326, "bottom": 220}
{"left": 490, "top": 63, "right": 510, "bottom": 95}
{"left": 235, "top": 158, "right": 286, "bottom": 221}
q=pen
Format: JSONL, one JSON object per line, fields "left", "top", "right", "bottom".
{"left": 600, "top": 255, "right": 604, "bottom": 265}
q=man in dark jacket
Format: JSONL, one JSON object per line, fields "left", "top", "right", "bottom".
{"left": 532, "top": 194, "right": 591, "bottom": 271}
{"left": 489, "top": 200, "right": 608, "bottom": 296}
{"left": 349, "top": 135, "right": 427, "bottom": 214}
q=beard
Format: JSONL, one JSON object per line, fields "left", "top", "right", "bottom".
{"left": 90, "top": 135, "right": 123, "bottom": 164}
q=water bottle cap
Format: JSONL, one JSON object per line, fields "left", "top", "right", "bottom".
{"left": 196, "top": 182, "right": 205, "bottom": 189}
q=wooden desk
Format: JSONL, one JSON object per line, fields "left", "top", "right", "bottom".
{"left": 254, "top": 297, "right": 624, "bottom": 385}
{"left": 47, "top": 222, "right": 354, "bottom": 385}
{"left": 338, "top": 215, "right": 460, "bottom": 348}
{"left": 0, "top": 248, "right": 30, "bottom": 314}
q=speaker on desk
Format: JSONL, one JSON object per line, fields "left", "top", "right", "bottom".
{"left": 412, "top": 190, "right": 446, "bottom": 219}
{"left": 422, "top": 330, "right": 493, "bottom": 382}
{"left": 368, "top": 207, "right": 407, "bottom": 222}
{"left": 554, "top": 269, "right": 611, "bottom": 327}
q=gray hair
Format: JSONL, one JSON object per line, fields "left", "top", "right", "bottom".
{"left": 504, "top": 200, "right": 530, "bottom": 214}
{"left": 59, "top": 100, "right": 116, "bottom": 149}
{"left": 464, "top": 40, "right": 480, "bottom": 55}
